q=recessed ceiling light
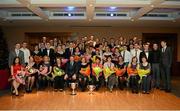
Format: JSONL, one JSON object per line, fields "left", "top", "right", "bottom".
{"left": 68, "top": 13, "right": 71, "bottom": 16}
{"left": 67, "top": 6, "right": 75, "bottom": 11}
{"left": 110, "top": 13, "right": 114, "bottom": 16}
{"left": 109, "top": 7, "right": 117, "bottom": 10}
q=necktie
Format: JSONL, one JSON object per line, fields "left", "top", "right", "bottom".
{"left": 71, "top": 62, "right": 73, "bottom": 66}
{"left": 71, "top": 48, "right": 73, "bottom": 55}
{"left": 16, "top": 50, "right": 19, "bottom": 56}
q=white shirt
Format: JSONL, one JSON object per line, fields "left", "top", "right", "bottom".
{"left": 121, "top": 50, "right": 132, "bottom": 63}
{"left": 47, "top": 49, "right": 50, "bottom": 56}
{"left": 145, "top": 51, "right": 149, "bottom": 59}
{"left": 15, "top": 49, "right": 19, "bottom": 56}
{"left": 162, "top": 46, "right": 167, "bottom": 53}
{"left": 20, "top": 48, "right": 30, "bottom": 63}
{"left": 130, "top": 49, "right": 142, "bottom": 63}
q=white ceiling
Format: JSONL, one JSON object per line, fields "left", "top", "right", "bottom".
{"left": 0, "top": 0, "right": 180, "bottom": 27}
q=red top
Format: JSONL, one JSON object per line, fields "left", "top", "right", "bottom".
{"left": 12, "top": 64, "right": 22, "bottom": 76}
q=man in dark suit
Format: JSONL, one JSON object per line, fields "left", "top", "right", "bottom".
{"left": 160, "top": 41, "right": 172, "bottom": 92}
{"left": 8, "top": 43, "right": 25, "bottom": 67}
{"left": 43, "top": 42, "right": 55, "bottom": 65}
{"left": 64, "top": 42, "right": 74, "bottom": 59}
{"left": 139, "top": 43, "right": 152, "bottom": 63}
{"left": 39, "top": 43, "right": 46, "bottom": 57}
{"left": 151, "top": 43, "right": 161, "bottom": 89}
{"left": 64, "top": 56, "right": 78, "bottom": 83}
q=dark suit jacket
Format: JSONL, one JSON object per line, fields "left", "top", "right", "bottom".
{"left": 64, "top": 48, "right": 74, "bottom": 59}
{"left": 43, "top": 48, "right": 55, "bottom": 64}
{"left": 139, "top": 51, "right": 153, "bottom": 63}
{"left": 160, "top": 47, "right": 172, "bottom": 67}
{"left": 65, "top": 61, "right": 78, "bottom": 77}
{"left": 8, "top": 50, "right": 25, "bottom": 67}
{"left": 39, "top": 48, "right": 45, "bottom": 56}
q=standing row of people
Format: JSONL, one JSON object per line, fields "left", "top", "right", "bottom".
{"left": 8, "top": 36, "right": 173, "bottom": 96}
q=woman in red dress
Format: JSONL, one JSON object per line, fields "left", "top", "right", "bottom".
{"left": 11, "top": 57, "right": 25, "bottom": 96}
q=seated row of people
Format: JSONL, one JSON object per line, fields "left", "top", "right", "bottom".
{"left": 10, "top": 54, "right": 151, "bottom": 96}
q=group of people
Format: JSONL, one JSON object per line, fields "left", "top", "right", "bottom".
{"left": 8, "top": 36, "right": 172, "bottom": 96}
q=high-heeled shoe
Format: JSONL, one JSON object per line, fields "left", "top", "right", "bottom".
{"left": 12, "top": 90, "right": 16, "bottom": 95}
{"left": 15, "top": 92, "right": 19, "bottom": 96}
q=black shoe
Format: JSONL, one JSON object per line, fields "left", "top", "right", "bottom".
{"left": 146, "top": 92, "right": 150, "bottom": 94}
{"left": 165, "top": 89, "right": 171, "bottom": 93}
{"left": 15, "top": 92, "right": 19, "bottom": 96}
{"left": 29, "top": 89, "right": 32, "bottom": 93}
{"left": 26, "top": 89, "right": 30, "bottom": 93}
{"left": 135, "top": 90, "right": 139, "bottom": 94}
{"left": 160, "top": 88, "right": 166, "bottom": 90}
{"left": 59, "top": 89, "right": 63, "bottom": 92}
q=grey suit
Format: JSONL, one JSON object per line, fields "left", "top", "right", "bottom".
{"left": 8, "top": 50, "right": 25, "bottom": 67}
{"left": 160, "top": 47, "right": 172, "bottom": 91}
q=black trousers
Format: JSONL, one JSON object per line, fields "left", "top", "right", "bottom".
{"left": 161, "top": 64, "right": 171, "bottom": 90}
{"left": 152, "top": 63, "right": 160, "bottom": 88}
{"left": 54, "top": 76, "right": 64, "bottom": 89}
{"left": 78, "top": 74, "right": 89, "bottom": 91}
{"left": 38, "top": 75, "right": 48, "bottom": 89}
{"left": 90, "top": 75, "right": 104, "bottom": 90}
{"left": 129, "top": 75, "right": 139, "bottom": 92}
{"left": 118, "top": 76, "right": 127, "bottom": 90}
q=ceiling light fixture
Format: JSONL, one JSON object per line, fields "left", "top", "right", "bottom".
{"left": 68, "top": 13, "right": 71, "bottom": 16}
{"left": 109, "top": 7, "right": 117, "bottom": 10}
{"left": 67, "top": 6, "right": 75, "bottom": 11}
{"left": 110, "top": 13, "right": 114, "bottom": 16}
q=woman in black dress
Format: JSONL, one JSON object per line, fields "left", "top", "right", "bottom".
{"left": 78, "top": 57, "right": 90, "bottom": 91}
{"left": 25, "top": 56, "right": 38, "bottom": 93}
{"left": 115, "top": 56, "right": 127, "bottom": 90}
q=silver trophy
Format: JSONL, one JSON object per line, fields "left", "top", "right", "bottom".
{"left": 69, "top": 83, "right": 78, "bottom": 95}
{"left": 87, "top": 85, "right": 96, "bottom": 94}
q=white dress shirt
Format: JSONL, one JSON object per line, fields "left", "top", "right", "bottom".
{"left": 130, "top": 49, "right": 142, "bottom": 63}
{"left": 20, "top": 48, "right": 30, "bottom": 63}
{"left": 121, "top": 50, "right": 132, "bottom": 63}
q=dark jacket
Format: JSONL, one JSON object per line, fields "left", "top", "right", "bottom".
{"left": 65, "top": 61, "right": 78, "bottom": 77}
{"left": 160, "top": 47, "right": 173, "bottom": 67}
{"left": 139, "top": 50, "right": 153, "bottom": 63}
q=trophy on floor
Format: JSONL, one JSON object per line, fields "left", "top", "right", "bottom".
{"left": 87, "top": 85, "right": 96, "bottom": 94}
{"left": 69, "top": 82, "right": 78, "bottom": 95}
